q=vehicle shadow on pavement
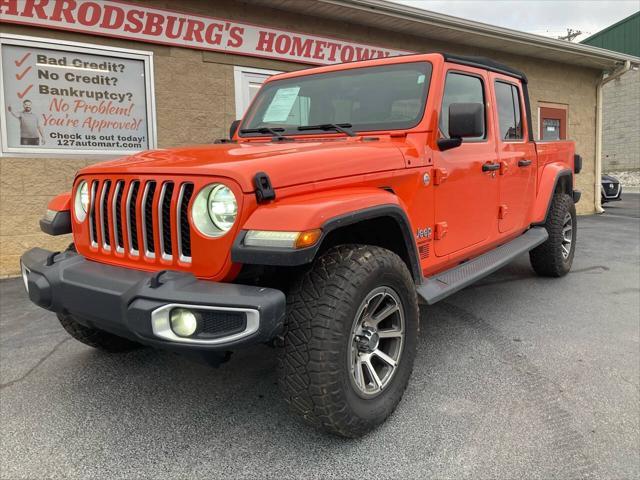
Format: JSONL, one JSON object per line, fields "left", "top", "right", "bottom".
{"left": 2, "top": 225, "right": 637, "bottom": 478}
{"left": 38, "top": 257, "right": 546, "bottom": 443}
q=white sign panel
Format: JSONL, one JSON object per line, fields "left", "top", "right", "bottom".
{"left": 0, "top": 0, "right": 412, "bottom": 66}
{"left": 0, "top": 34, "right": 156, "bottom": 156}
{"left": 263, "top": 87, "right": 300, "bottom": 122}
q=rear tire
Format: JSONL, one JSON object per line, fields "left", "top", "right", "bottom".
{"left": 58, "top": 313, "right": 142, "bottom": 352}
{"left": 277, "top": 245, "right": 419, "bottom": 438}
{"left": 530, "top": 193, "right": 576, "bottom": 277}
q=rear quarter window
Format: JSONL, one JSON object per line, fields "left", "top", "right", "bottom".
{"left": 495, "top": 81, "right": 524, "bottom": 141}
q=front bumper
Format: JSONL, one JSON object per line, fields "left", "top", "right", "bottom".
{"left": 20, "top": 248, "right": 286, "bottom": 353}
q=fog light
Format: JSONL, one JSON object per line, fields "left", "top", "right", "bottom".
{"left": 20, "top": 262, "right": 30, "bottom": 293}
{"left": 170, "top": 308, "right": 199, "bottom": 337}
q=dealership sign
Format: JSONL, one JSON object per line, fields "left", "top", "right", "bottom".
{"left": 0, "top": 0, "right": 412, "bottom": 65}
{"left": 0, "top": 34, "right": 156, "bottom": 156}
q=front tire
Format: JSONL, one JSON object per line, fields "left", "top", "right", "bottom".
{"left": 58, "top": 313, "right": 142, "bottom": 352}
{"left": 277, "top": 245, "right": 419, "bottom": 438}
{"left": 530, "top": 193, "right": 577, "bottom": 277}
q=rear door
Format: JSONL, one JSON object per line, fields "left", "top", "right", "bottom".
{"left": 433, "top": 65, "right": 499, "bottom": 257}
{"left": 490, "top": 75, "right": 536, "bottom": 233}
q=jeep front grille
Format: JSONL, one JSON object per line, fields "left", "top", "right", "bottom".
{"left": 142, "top": 181, "right": 157, "bottom": 256}
{"left": 113, "top": 180, "right": 125, "bottom": 253}
{"left": 177, "top": 184, "right": 194, "bottom": 260}
{"left": 99, "top": 180, "right": 111, "bottom": 250}
{"left": 126, "top": 181, "right": 140, "bottom": 254}
{"left": 159, "top": 182, "right": 174, "bottom": 259}
{"left": 87, "top": 179, "right": 193, "bottom": 263}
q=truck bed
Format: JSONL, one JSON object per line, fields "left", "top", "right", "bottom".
{"left": 534, "top": 140, "right": 575, "bottom": 169}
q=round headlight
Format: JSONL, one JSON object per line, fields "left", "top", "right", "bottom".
{"left": 208, "top": 184, "right": 237, "bottom": 232}
{"left": 191, "top": 183, "right": 238, "bottom": 237}
{"left": 74, "top": 181, "right": 89, "bottom": 222}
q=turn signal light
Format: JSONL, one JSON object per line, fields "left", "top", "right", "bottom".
{"left": 244, "top": 229, "right": 322, "bottom": 249}
{"left": 295, "top": 229, "right": 322, "bottom": 249}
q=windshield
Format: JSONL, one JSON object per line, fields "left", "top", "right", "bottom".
{"left": 240, "top": 62, "right": 432, "bottom": 136}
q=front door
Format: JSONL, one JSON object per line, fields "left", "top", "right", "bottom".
{"left": 433, "top": 66, "right": 499, "bottom": 257}
{"left": 491, "top": 75, "right": 536, "bottom": 233}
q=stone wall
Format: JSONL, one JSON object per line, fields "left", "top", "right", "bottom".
{"left": 602, "top": 69, "right": 640, "bottom": 172}
{"left": 0, "top": 0, "right": 601, "bottom": 276}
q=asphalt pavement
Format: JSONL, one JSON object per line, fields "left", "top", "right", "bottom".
{"left": 1, "top": 194, "right": 638, "bottom": 479}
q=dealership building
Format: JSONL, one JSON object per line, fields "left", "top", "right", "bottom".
{"left": 1, "top": 0, "right": 639, "bottom": 277}
{"left": 582, "top": 12, "right": 640, "bottom": 173}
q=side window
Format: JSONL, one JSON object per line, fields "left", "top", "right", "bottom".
{"left": 495, "top": 81, "right": 523, "bottom": 140}
{"left": 440, "top": 72, "right": 486, "bottom": 140}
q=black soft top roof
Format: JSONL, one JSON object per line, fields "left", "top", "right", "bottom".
{"left": 442, "top": 53, "right": 528, "bottom": 84}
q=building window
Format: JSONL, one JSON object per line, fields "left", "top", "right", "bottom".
{"left": 495, "top": 81, "right": 523, "bottom": 140}
{"left": 233, "top": 66, "right": 282, "bottom": 119}
{"left": 538, "top": 104, "right": 568, "bottom": 141}
{"left": 440, "top": 72, "right": 486, "bottom": 140}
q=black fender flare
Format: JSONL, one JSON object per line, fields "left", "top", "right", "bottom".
{"left": 231, "top": 204, "right": 422, "bottom": 283}
{"left": 40, "top": 210, "right": 72, "bottom": 236}
{"left": 534, "top": 169, "right": 574, "bottom": 226}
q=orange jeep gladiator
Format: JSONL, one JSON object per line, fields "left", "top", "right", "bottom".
{"left": 21, "top": 53, "right": 581, "bottom": 438}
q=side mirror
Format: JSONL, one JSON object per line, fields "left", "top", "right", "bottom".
{"left": 438, "top": 102, "right": 484, "bottom": 151}
{"left": 229, "top": 119, "right": 241, "bottom": 139}
{"left": 437, "top": 138, "right": 462, "bottom": 151}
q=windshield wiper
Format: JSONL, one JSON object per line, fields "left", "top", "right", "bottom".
{"left": 297, "top": 123, "right": 356, "bottom": 137}
{"left": 239, "top": 127, "right": 291, "bottom": 141}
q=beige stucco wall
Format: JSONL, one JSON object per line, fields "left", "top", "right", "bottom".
{"left": 0, "top": 0, "right": 601, "bottom": 277}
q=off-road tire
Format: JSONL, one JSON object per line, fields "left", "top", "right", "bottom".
{"left": 530, "top": 193, "right": 576, "bottom": 277}
{"left": 277, "top": 245, "right": 419, "bottom": 438}
{"left": 58, "top": 313, "right": 142, "bottom": 352}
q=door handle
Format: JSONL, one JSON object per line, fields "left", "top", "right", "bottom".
{"left": 482, "top": 162, "right": 500, "bottom": 172}
{"left": 518, "top": 159, "right": 532, "bottom": 167}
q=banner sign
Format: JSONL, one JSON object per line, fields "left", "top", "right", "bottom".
{"left": 0, "top": 34, "right": 156, "bottom": 156}
{"left": 0, "top": 0, "right": 412, "bottom": 65}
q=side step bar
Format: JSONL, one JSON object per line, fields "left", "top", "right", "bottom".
{"left": 416, "top": 227, "right": 548, "bottom": 305}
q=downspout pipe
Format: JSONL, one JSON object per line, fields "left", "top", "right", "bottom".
{"left": 595, "top": 60, "right": 631, "bottom": 213}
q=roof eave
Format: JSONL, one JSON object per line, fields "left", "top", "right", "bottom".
{"left": 319, "top": 0, "right": 640, "bottom": 69}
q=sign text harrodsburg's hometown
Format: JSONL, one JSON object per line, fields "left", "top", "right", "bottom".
{"left": 0, "top": 0, "right": 412, "bottom": 65}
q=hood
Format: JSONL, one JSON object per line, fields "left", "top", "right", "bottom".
{"left": 80, "top": 139, "right": 407, "bottom": 192}
{"left": 601, "top": 174, "right": 619, "bottom": 183}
